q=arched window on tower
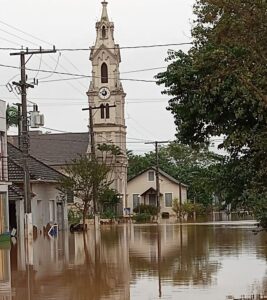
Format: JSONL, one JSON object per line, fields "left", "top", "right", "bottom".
{"left": 100, "top": 104, "right": 105, "bottom": 119}
{"left": 101, "top": 63, "right": 108, "bottom": 83}
{"left": 106, "top": 104, "right": 110, "bottom": 119}
{"left": 102, "top": 26, "right": 106, "bottom": 39}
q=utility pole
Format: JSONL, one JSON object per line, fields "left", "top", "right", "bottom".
{"left": 145, "top": 141, "right": 169, "bottom": 221}
{"left": 82, "top": 103, "right": 116, "bottom": 218}
{"left": 10, "top": 47, "right": 56, "bottom": 235}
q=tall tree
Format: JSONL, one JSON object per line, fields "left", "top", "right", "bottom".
{"left": 58, "top": 156, "right": 112, "bottom": 228}
{"left": 156, "top": 0, "right": 267, "bottom": 225}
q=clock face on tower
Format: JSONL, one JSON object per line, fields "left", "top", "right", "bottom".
{"left": 98, "top": 87, "right": 111, "bottom": 100}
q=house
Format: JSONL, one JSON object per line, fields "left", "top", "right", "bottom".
{"left": 8, "top": 131, "right": 89, "bottom": 174}
{"left": 0, "top": 100, "right": 10, "bottom": 242}
{"left": 127, "top": 167, "right": 188, "bottom": 216}
{"left": 7, "top": 142, "right": 68, "bottom": 234}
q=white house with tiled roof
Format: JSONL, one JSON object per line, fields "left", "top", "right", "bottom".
{"left": 127, "top": 167, "right": 188, "bottom": 216}
{"left": 8, "top": 143, "right": 68, "bottom": 234}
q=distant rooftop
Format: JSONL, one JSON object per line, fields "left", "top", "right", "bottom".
{"left": 8, "top": 131, "right": 89, "bottom": 167}
{"left": 8, "top": 142, "right": 64, "bottom": 183}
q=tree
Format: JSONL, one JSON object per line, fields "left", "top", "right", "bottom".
{"left": 156, "top": 0, "right": 267, "bottom": 226}
{"left": 98, "top": 188, "right": 120, "bottom": 218}
{"left": 58, "top": 156, "right": 112, "bottom": 228}
{"left": 156, "top": 0, "right": 266, "bottom": 153}
{"left": 6, "top": 104, "right": 19, "bottom": 129}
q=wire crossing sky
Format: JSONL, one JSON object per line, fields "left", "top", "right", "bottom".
{"left": 0, "top": 0, "right": 195, "bottom": 153}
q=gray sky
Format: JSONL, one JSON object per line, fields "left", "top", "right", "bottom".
{"left": 0, "top": 0, "right": 195, "bottom": 153}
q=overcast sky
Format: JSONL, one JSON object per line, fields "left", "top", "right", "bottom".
{"left": 0, "top": 0, "right": 195, "bottom": 153}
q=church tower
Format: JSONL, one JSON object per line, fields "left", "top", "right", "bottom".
{"left": 87, "top": 1, "right": 128, "bottom": 214}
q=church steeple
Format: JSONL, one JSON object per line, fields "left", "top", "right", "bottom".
{"left": 100, "top": 1, "right": 109, "bottom": 22}
{"left": 87, "top": 1, "right": 127, "bottom": 216}
{"left": 92, "top": 0, "right": 115, "bottom": 49}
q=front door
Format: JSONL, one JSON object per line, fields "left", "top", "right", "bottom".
{"left": 149, "top": 194, "right": 156, "bottom": 207}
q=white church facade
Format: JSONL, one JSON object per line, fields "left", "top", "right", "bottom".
{"left": 87, "top": 1, "right": 128, "bottom": 215}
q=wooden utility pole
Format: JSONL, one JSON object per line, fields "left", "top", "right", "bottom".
{"left": 82, "top": 103, "right": 116, "bottom": 216}
{"left": 145, "top": 141, "right": 169, "bottom": 220}
{"left": 10, "top": 47, "right": 56, "bottom": 225}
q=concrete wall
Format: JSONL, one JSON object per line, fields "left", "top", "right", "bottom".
{"left": 127, "top": 170, "right": 187, "bottom": 216}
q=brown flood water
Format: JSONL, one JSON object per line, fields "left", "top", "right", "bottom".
{"left": 0, "top": 221, "right": 267, "bottom": 300}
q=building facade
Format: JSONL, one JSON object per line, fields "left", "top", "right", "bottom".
{"left": 87, "top": 1, "right": 128, "bottom": 214}
{"left": 127, "top": 168, "right": 188, "bottom": 216}
{"left": 8, "top": 143, "right": 68, "bottom": 234}
{"left": 0, "top": 100, "right": 10, "bottom": 238}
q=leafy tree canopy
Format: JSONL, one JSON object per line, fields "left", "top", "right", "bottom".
{"left": 156, "top": 0, "right": 267, "bottom": 226}
{"left": 58, "top": 156, "right": 112, "bottom": 226}
{"left": 6, "top": 104, "right": 19, "bottom": 129}
{"left": 156, "top": 0, "right": 267, "bottom": 154}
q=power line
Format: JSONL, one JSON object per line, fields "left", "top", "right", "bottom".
{"left": 3, "top": 96, "right": 169, "bottom": 101}
{"left": 0, "top": 23, "right": 90, "bottom": 95}
{"left": 121, "top": 67, "right": 166, "bottom": 74}
{"left": 0, "top": 63, "right": 157, "bottom": 83}
{"left": 0, "top": 28, "right": 37, "bottom": 46}
{"left": 0, "top": 42, "right": 192, "bottom": 52}
{"left": 0, "top": 19, "right": 54, "bottom": 47}
{"left": 58, "top": 43, "right": 192, "bottom": 51}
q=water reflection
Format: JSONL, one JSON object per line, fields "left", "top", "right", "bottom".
{"left": 0, "top": 222, "right": 266, "bottom": 300}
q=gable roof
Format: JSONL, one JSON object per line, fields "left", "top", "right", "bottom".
{"left": 128, "top": 167, "right": 188, "bottom": 188}
{"left": 90, "top": 44, "right": 121, "bottom": 63}
{"left": 8, "top": 132, "right": 89, "bottom": 167}
{"left": 140, "top": 187, "right": 163, "bottom": 196}
{"left": 8, "top": 143, "right": 64, "bottom": 183}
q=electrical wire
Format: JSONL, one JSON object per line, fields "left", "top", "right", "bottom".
{"left": 0, "top": 63, "right": 157, "bottom": 83}
{"left": 0, "top": 42, "right": 192, "bottom": 52}
{"left": 57, "top": 43, "right": 192, "bottom": 51}
{"left": 0, "top": 36, "right": 21, "bottom": 46}
{"left": 121, "top": 67, "right": 166, "bottom": 74}
{"left": 0, "top": 20, "right": 54, "bottom": 46}
{"left": 0, "top": 28, "right": 37, "bottom": 46}
{"left": 0, "top": 24, "right": 89, "bottom": 95}
{"left": 38, "top": 52, "right": 61, "bottom": 80}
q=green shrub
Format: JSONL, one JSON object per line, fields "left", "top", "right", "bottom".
{"left": 133, "top": 204, "right": 158, "bottom": 216}
{"left": 68, "top": 209, "right": 82, "bottom": 224}
{"left": 133, "top": 213, "right": 151, "bottom": 223}
{"left": 101, "top": 209, "right": 116, "bottom": 219}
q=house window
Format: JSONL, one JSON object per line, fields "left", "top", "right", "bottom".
{"left": 67, "top": 191, "right": 74, "bottom": 204}
{"left": 49, "top": 200, "right": 55, "bottom": 222}
{"left": 148, "top": 171, "right": 154, "bottom": 181}
{"left": 101, "top": 63, "right": 108, "bottom": 83}
{"left": 133, "top": 194, "right": 140, "bottom": 208}
{"left": 165, "top": 193, "right": 173, "bottom": 207}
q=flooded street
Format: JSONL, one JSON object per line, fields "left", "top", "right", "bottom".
{"left": 0, "top": 221, "right": 267, "bottom": 300}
